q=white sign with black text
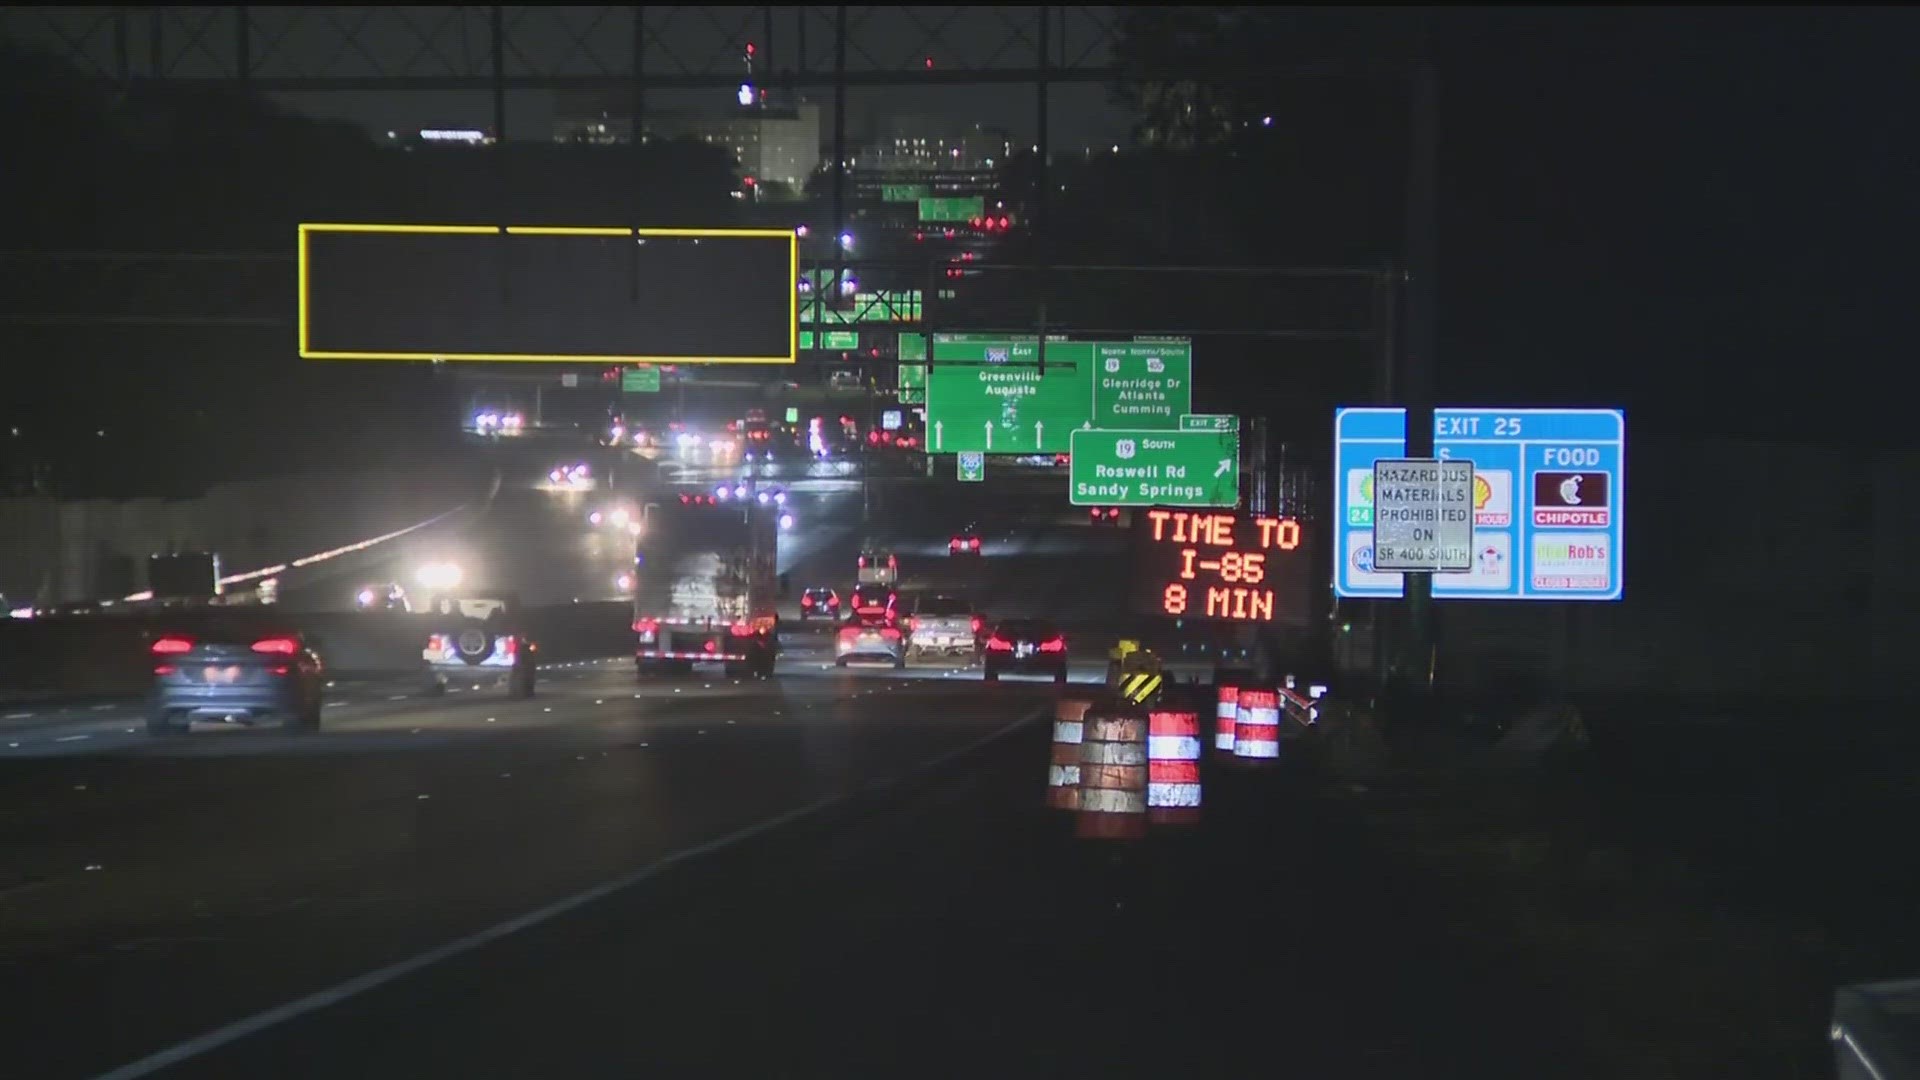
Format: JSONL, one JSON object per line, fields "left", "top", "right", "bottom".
{"left": 1371, "top": 458, "right": 1474, "bottom": 572}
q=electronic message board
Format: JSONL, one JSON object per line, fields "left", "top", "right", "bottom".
{"left": 299, "top": 224, "right": 797, "bottom": 364}
{"left": 1128, "top": 508, "right": 1313, "bottom": 628}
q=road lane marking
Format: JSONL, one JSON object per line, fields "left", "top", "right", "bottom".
{"left": 3, "top": 712, "right": 31, "bottom": 720}
{"left": 86, "top": 700, "right": 1048, "bottom": 1080}
{"left": 55, "top": 734, "right": 90, "bottom": 743}
{"left": 387, "top": 695, "right": 410, "bottom": 701}
{"left": 92, "top": 704, "right": 117, "bottom": 711}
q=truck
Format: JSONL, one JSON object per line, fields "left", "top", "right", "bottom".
{"left": 632, "top": 493, "right": 780, "bottom": 679}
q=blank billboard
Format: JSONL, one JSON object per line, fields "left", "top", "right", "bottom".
{"left": 298, "top": 224, "right": 798, "bottom": 364}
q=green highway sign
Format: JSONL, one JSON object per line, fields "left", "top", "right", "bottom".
{"left": 621, "top": 366, "right": 660, "bottom": 393}
{"left": 1092, "top": 341, "right": 1191, "bottom": 428}
{"left": 1180, "top": 413, "right": 1238, "bottom": 432}
{"left": 898, "top": 362, "right": 926, "bottom": 405}
{"left": 898, "top": 333, "right": 927, "bottom": 361}
{"left": 1068, "top": 428, "right": 1240, "bottom": 508}
{"left": 822, "top": 330, "right": 858, "bottom": 350}
{"left": 958, "top": 451, "right": 985, "bottom": 483}
{"left": 784, "top": 407, "right": 799, "bottom": 424}
{"left": 882, "top": 184, "right": 930, "bottom": 202}
{"left": 925, "top": 337, "right": 1094, "bottom": 454}
{"left": 918, "top": 196, "right": 985, "bottom": 223}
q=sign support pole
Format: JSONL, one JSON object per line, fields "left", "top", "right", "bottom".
{"left": 1399, "top": 58, "right": 1439, "bottom": 704}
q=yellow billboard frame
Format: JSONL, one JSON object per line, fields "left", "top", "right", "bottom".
{"left": 297, "top": 223, "right": 800, "bottom": 364}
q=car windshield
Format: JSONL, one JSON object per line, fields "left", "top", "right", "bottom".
{"left": 916, "top": 596, "right": 969, "bottom": 617}
{"left": 994, "top": 620, "right": 1058, "bottom": 640}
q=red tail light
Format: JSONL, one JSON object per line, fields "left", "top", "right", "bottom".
{"left": 151, "top": 636, "right": 193, "bottom": 655}
{"left": 857, "top": 556, "right": 866, "bottom": 568}
{"left": 250, "top": 637, "right": 298, "bottom": 655}
{"left": 1038, "top": 637, "right": 1067, "bottom": 653}
{"left": 501, "top": 636, "right": 518, "bottom": 656}
{"left": 153, "top": 664, "right": 177, "bottom": 676}
{"left": 971, "top": 616, "right": 983, "bottom": 635}
{"left": 1090, "top": 508, "right": 1100, "bottom": 521}
{"left": 908, "top": 616, "right": 919, "bottom": 631}
{"left": 428, "top": 634, "right": 449, "bottom": 653}
{"left": 729, "top": 622, "right": 753, "bottom": 637}
{"left": 802, "top": 595, "right": 814, "bottom": 607}
{"left": 985, "top": 635, "right": 1013, "bottom": 651}
{"left": 969, "top": 537, "right": 980, "bottom": 550}
{"left": 633, "top": 618, "right": 658, "bottom": 635}
{"left": 827, "top": 596, "right": 840, "bottom": 608}
{"left": 270, "top": 664, "right": 291, "bottom": 676}
{"left": 887, "top": 555, "right": 897, "bottom": 569}
{"left": 702, "top": 640, "right": 717, "bottom": 653}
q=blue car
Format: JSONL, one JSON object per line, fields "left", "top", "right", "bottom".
{"left": 147, "top": 626, "right": 325, "bottom": 736}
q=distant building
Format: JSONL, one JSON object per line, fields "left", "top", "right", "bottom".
{"left": 552, "top": 93, "right": 821, "bottom": 191}
{"left": 856, "top": 116, "right": 1011, "bottom": 172}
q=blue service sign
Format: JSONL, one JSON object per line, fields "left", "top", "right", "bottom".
{"left": 1334, "top": 407, "right": 1625, "bottom": 601}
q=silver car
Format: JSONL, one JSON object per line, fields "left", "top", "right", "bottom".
{"left": 834, "top": 607, "right": 905, "bottom": 669}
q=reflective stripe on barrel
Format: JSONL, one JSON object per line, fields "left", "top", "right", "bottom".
{"left": 1232, "top": 689, "right": 1281, "bottom": 760}
{"left": 1047, "top": 699, "right": 1092, "bottom": 809}
{"left": 1147, "top": 709, "right": 1202, "bottom": 824}
{"left": 1214, "top": 684, "right": 1240, "bottom": 751}
{"left": 1076, "top": 710, "right": 1147, "bottom": 839}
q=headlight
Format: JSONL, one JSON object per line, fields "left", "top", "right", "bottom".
{"left": 356, "top": 588, "right": 375, "bottom": 607}
{"left": 779, "top": 513, "right": 795, "bottom": 530}
{"left": 416, "top": 562, "right": 463, "bottom": 589}
{"left": 610, "top": 509, "right": 630, "bottom": 528}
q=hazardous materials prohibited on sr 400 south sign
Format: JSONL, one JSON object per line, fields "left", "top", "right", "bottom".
{"left": 1371, "top": 459, "right": 1474, "bottom": 572}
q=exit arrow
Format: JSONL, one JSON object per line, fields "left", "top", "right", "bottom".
{"left": 1214, "top": 458, "right": 1231, "bottom": 479}
{"left": 934, "top": 420, "right": 943, "bottom": 450}
{"left": 1034, "top": 421, "right": 1043, "bottom": 448}
{"left": 985, "top": 421, "right": 993, "bottom": 451}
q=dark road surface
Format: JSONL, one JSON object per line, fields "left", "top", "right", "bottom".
{"left": 2, "top": 667, "right": 1061, "bottom": 1079}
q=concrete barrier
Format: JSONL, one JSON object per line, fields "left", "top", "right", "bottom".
{"left": 0, "top": 602, "right": 634, "bottom": 695}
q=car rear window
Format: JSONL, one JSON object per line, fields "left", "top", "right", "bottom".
{"left": 852, "top": 610, "right": 895, "bottom": 628}
{"left": 995, "top": 619, "right": 1058, "bottom": 639}
{"left": 916, "top": 596, "right": 969, "bottom": 616}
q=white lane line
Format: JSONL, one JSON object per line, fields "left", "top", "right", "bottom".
{"left": 325, "top": 702, "right": 349, "bottom": 708}
{"left": 91, "top": 704, "right": 117, "bottom": 712}
{"left": 387, "top": 695, "right": 410, "bottom": 702}
{"left": 87, "top": 701, "right": 1048, "bottom": 1080}
{"left": 55, "top": 734, "right": 91, "bottom": 743}
{"left": 3, "top": 712, "right": 31, "bottom": 720}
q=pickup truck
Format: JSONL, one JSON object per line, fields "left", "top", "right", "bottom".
{"left": 905, "top": 593, "right": 981, "bottom": 660}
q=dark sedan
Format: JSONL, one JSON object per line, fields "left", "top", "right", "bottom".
{"left": 982, "top": 618, "right": 1070, "bottom": 684}
{"left": 147, "top": 626, "right": 324, "bottom": 735}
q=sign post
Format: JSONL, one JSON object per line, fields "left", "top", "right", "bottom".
{"left": 957, "top": 451, "right": 985, "bottom": 483}
{"left": 1068, "top": 429, "right": 1240, "bottom": 508}
{"left": 1370, "top": 459, "right": 1474, "bottom": 572}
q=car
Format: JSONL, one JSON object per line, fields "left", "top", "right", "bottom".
{"left": 982, "top": 618, "right": 1070, "bottom": 684}
{"left": 835, "top": 606, "right": 906, "bottom": 669}
{"left": 906, "top": 593, "right": 983, "bottom": 660}
{"left": 846, "top": 586, "right": 897, "bottom": 617}
{"left": 856, "top": 549, "right": 898, "bottom": 587}
{"left": 1088, "top": 507, "right": 1126, "bottom": 526}
{"left": 420, "top": 594, "right": 537, "bottom": 697}
{"left": 948, "top": 527, "right": 983, "bottom": 556}
{"left": 355, "top": 581, "right": 411, "bottom": 612}
{"left": 799, "top": 586, "right": 841, "bottom": 621}
{"left": 146, "top": 625, "right": 325, "bottom": 735}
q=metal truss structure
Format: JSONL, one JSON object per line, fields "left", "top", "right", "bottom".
{"left": 0, "top": 5, "right": 1133, "bottom": 90}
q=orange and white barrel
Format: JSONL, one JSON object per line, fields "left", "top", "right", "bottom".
{"left": 1147, "top": 709, "right": 1202, "bottom": 825}
{"left": 1075, "top": 709, "right": 1148, "bottom": 839}
{"left": 1214, "top": 684, "right": 1240, "bottom": 751}
{"left": 1232, "top": 689, "right": 1281, "bottom": 760}
{"left": 1046, "top": 698, "right": 1093, "bottom": 809}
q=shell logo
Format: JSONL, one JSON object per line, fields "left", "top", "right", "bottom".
{"left": 1473, "top": 474, "right": 1492, "bottom": 510}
